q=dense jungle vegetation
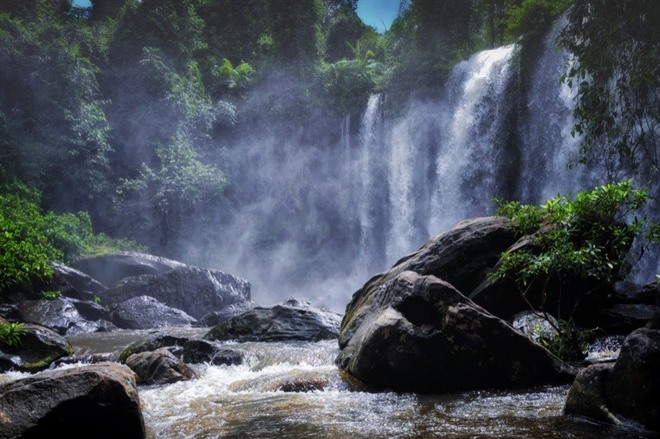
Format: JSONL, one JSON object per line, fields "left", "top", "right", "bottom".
{"left": 0, "top": 0, "right": 658, "bottom": 295}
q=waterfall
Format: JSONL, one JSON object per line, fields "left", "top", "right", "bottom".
{"left": 355, "top": 94, "right": 387, "bottom": 273}
{"left": 204, "top": 18, "right": 656, "bottom": 311}
{"left": 430, "top": 44, "right": 518, "bottom": 233}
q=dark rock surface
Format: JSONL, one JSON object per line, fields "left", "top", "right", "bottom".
{"left": 125, "top": 348, "right": 196, "bottom": 385}
{"left": 565, "top": 328, "right": 660, "bottom": 432}
{"left": 372, "top": 216, "right": 517, "bottom": 296}
{"left": 50, "top": 261, "right": 108, "bottom": 294}
{"left": 117, "top": 335, "right": 192, "bottom": 363}
{"left": 181, "top": 339, "right": 243, "bottom": 366}
{"left": 15, "top": 299, "right": 114, "bottom": 335}
{"left": 0, "top": 362, "right": 145, "bottom": 439}
{"left": 337, "top": 271, "right": 571, "bottom": 392}
{"left": 105, "top": 266, "right": 251, "bottom": 320}
{"left": 199, "top": 301, "right": 259, "bottom": 327}
{"left": 204, "top": 298, "right": 341, "bottom": 342}
{"left": 0, "top": 323, "right": 73, "bottom": 373}
{"left": 110, "top": 295, "right": 198, "bottom": 330}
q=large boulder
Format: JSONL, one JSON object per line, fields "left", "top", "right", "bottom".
{"left": 50, "top": 261, "right": 108, "bottom": 295}
{"left": 125, "top": 348, "right": 196, "bottom": 385}
{"left": 0, "top": 362, "right": 145, "bottom": 439}
{"left": 110, "top": 295, "right": 198, "bottom": 329}
{"left": 204, "top": 298, "right": 341, "bottom": 342}
{"left": 71, "top": 251, "right": 186, "bottom": 287}
{"left": 104, "top": 266, "right": 251, "bottom": 320}
{"left": 0, "top": 323, "right": 73, "bottom": 373}
{"left": 15, "top": 299, "right": 114, "bottom": 335}
{"left": 336, "top": 271, "right": 571, "bottom": 392}
{"left": 565, "top": 328, "right": 660, "bottom": 432}
{"left": 365, "top": 217, "right": 517, "bottom": 298}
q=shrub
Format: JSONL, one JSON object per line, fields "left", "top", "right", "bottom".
{"left": 0, "top": 321, "right": 26, "bottom": 348}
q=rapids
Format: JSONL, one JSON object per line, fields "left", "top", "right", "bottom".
{"left": 59, "top": 328, "right": 650, "bottom": 439}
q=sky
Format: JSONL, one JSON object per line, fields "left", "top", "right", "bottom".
{"left": 72, "top": 0, "right": 401, "bottom": 34}
{"left": 356, "top": 0, "right": 400, "bottom": 33}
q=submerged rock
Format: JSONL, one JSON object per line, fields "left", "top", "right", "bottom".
{"left": 336, "top": 271, "right": 571, "bottom": 393}
{"left": 104, "top": 266, "right": 251, "bottom": 320}
{"left": 204, "top": 298, "right": 341, "bottom": 342}
{"left": 565, "top": 328, "right": 660, "bottom": 432}
{"left": 110, "top": 295, "right": 198, "bottom": 330}
{"left": 0, "top": 362, "right": 145, "bottom": 439}
{"left": 0, "top": 323, "right": 73, "bottom": 373}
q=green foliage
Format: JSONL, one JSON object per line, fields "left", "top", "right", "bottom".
{"left": 504, "top": 0, "right": 569, "bottom": 40}
{"left": 534, "top": 319, "right": 593, "bottom": 361}
{"left": 492, "top": 181, "right": 656, "bottom": 290}
{"left": 0, "top": 321, "right": 26, "bottom": 348}
{"left": 558, "top": 0, "right": 660, "bottom": 179}
{"left": 0, "top": 181, "right": 143, "bottom": 295}
{"left": 41, "top": 290, "right": 62, "bottom": 300}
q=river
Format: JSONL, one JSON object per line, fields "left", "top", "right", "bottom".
{"left": 61, "top": 328, "right": 652, "bottom": 439}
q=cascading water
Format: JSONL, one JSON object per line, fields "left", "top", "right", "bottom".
{"left": 204, "top": 17, "right": 656, "bottom": 312}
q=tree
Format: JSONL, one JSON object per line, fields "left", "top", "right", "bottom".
{"left": 558, "top": 0, "right": 660, "bottom": 181}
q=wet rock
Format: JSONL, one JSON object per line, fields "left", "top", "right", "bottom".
{"left": 0, "top": 362, "right": 145, "bottom": 439}
{"left": 15, "top": 299, "right": 114, "bottom": 335}
{"left": 50, "top": 352, "right": 119, "bottom": 368}
{"left": 0, "top": 323, "right": 73, "bottom": 373}
{"left": 0, "top": 305, "right": 22, "bottom": 322}
{"left": 599, "top": 304, "right": 660, "bottom": 334}
{"left": 117, "top": 335, "right": 191, "bottom": 363}
{"left": 110, "top": 295, "right": 198, "bottom": 330}
{"left": 125, "top": 348, "right": 196, "bottom": 385}
{"left": 181, "top": 339, "right": 243, "bottom": 366}
{"left": 199, "top": 301, "right": 259, "bottom": 327}
{"left": 204, "top": 298, "right": 341, "bottom": 342}
{"left": 50, "top": 261, "right": 108, "bottom": 295}
{"left": 71, "top": 251, "right": 186, "bottom": 287}
{"left": 337, "top": 271, "right": 571, "bottom": 393}
{"left": 564, "top": 328, "right": 660, "bottom": 432}
{"left": 609, "top": 280, "right": 658, "bottom": 305}
{"left": 105, "top": 266, "right": 251, "bottom": 320}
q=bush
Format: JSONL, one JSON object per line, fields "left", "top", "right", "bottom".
{"left": 491, "top": 181, "right": 659, "bottom": 360}
{"left": 0, "top": 321, "right": 26, "bottom": 348}
{"left": 0, "top": 181, "right": 143, "bottom": 296}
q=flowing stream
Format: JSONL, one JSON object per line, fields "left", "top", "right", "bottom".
{"left": 57, "top": 329, "right": 650, "bottom": 439}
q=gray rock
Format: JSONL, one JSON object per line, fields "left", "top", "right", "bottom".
{"left": 182, "top": 339, "right": 243, "bottom": 366}
{"left": 0, "top": 362, "right": 145, "bottom": 439}
{"left": 50, "top": 261, "right": 108, "bottom": 294}
{"left": 564, "top": 328, "right": 660, "bottom": 432}
{"left": 204, "top": 298, "right": 341, "bottom": 342}
{"left": 599, "top": 304, "right": 660, "bottom": 334}
{"left": 71, "top": 251, "right": 186, "bottom": 287}
{"left": 110, "top": 295, "right": 198, "bottom": 330}
{"left": 375, "top": 216, "right": 517, "bottom": 296}
{"left": 105, "top": 266, "right": 251, "bottom": 320}
{"left": 337, "top": 271, "right": 571, "bottom": 392}
{"left": 125, "top": 348, "right": 196, "bottom": 385}
{"left": 199, "top": 301, "right": 259, "bottom": 327}
{"left": 15, "top": 299, "right": 114, "bottom": 335}
{"left": 0, "top": 323, "right": 73, "bottom": 373}
{"left": 117, "top": 335, "right": 191, "bottom": 363}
